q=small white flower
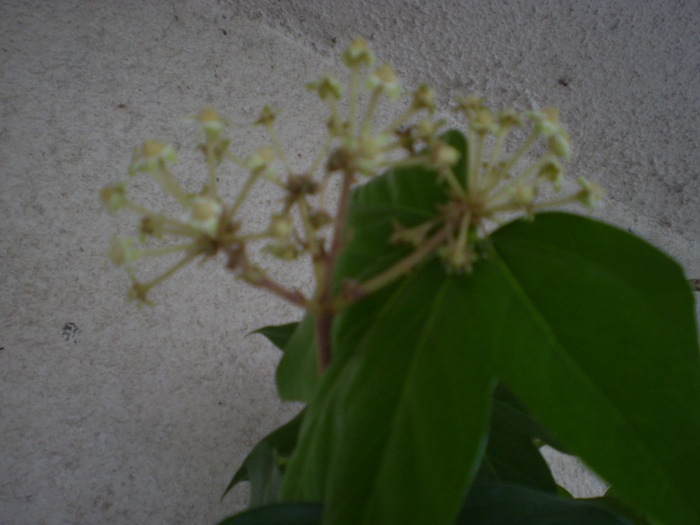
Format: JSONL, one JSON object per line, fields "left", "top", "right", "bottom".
{"left": 188, "top": 196, "right": 223, "bottom": 236}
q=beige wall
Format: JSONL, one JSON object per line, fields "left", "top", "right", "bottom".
{"left": 1, "top": 1, "right": 698, "bottom": 523}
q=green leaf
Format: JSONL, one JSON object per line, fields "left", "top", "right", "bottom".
{"left": 275, "top": 315, "right": 319, "bottom": 402}
{"left": 474, "top": 384, "right": 558, "bottom": 493}
{"left": 251, "top": 322, "right": 300, "bottom": 351}
{"left": 283, "top": 130, "right": 500, "bottom": 524}
{"left": 216, "top": 503, "right": 323, "bottom": 525}
{"left": 489, "top": 212, "right": 700, "bottom": 525}
{"left": 283, "top": 260, "right": 497, "bottom": 525}
{"left": 275, "top": 130, "right": 465, "bottom": 403}
{"left": 223, "top": 410, "right": 305, "bottom": 505}
{"left": 281, "top": 127, "right": 700, "bottom": 525}
{"left": 455, "top": 483, "right": 633, "bottom": 525}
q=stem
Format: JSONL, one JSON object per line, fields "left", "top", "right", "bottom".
{"left": 348, "top": 65, "right": 360, "bottom": 136}
{"left": 206, "top": 145, "right": 218, "bottom": 198}
{"left": 155, "top": 166, "right": 190, "bottom": 208}
{"left": 144, "top": 249, "right": 200, "bottom": 290}
{"left": 251, "top": 274, "right": 308, "bottom": 308}
{"left": 500, "top": 129, "right": 539, "bottom": 175}
{"left": 383, "top": 106, "right": 415, "bottom": 134}
{"left": 140, "top": 242, "right": 199, "bottom": 258}
{"left": 361, "top": 88, "right": 382, "bottom": 130}
{"left": 486, "top": 153, "right": 551, "bottom": 204}
{"left": 230, "top": 247, "right": 308, "bottom": 308}
{"left": 308, "top": 134, "right": 333, "bottom": 176}
{"left": 225, "top": 170, "right": 261, "bottom": 223}
{"left": 266, "top": 124, "right": 292, "bottom": 176}
{"left": 472, "top": 133, "right": 486, "bottom": 191}
{"left": 224, "top": 150, "right": 248, "bottom": 169}
{"left": 354, "top": 223, "right": 451, "bottom": 297}
{"left": 314, "top": 168, "right": 355, "bottom": 372}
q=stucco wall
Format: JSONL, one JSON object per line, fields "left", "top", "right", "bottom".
{"left": 1, "top": 1, "right": 698, "bottom": 523}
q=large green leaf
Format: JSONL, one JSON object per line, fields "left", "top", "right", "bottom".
{"left": 487, "top": 213, "right": 700, "bottom": 525}
{"left": 275, "top": 131, "right": 461, "bottom": 404}
{"left": 280, "top": 129, "right": 700, "bottom": 524}
{"left": 282, "top": 131, "right": 499, "bottom": 524}
{"left": 252, "top": 322, "right": 300, "bottom": 351}
{"left": 474, "top": 384, "right": 558, "bottom": 493}
{"left": 223, "top": 410, "right": 305, "bottom": 505}
{"left": 275, "top": 314, "right": 319, "bottom": 402}
{"left": 455, "top": 483, "right": 632, "bottom": 525}
{"left": 282, "top": 259, "right": 498, "bottom": 524}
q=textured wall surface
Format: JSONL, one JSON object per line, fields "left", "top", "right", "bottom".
{"left": 1, "top": 1, "right": 697, "bottom": 523}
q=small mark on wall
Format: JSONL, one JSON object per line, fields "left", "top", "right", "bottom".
{"left": 62, "top": 322, "right": 80, "bottom": 344}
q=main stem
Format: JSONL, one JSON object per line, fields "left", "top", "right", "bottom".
{"left": 314, "top": 168, "right": 355, "bottom": 373}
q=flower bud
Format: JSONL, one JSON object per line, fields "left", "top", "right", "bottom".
{"left": 411, "top": 84, "right": 436, "bottom": 112}
{"left": 431, "top": 141, "right": 460, "bottom": 169}
{"left": 538, "top": 158, "right": 564, "bottom": 191}
{"left": 577, "top": 177, "right": 604, "bottom": 210}
{"left": 188, "top": 106, "right": 226, "bottom": 138}
{"left": 246, "top": 147, "right": 277, "bottom": 176}
{"left": 109, "top": 237, "right": 140, "bottom": 267}
{"left": 128, "top": 140, "right": 177, "bottom": 175}
{"left": 268, "top": 213, "right": 293, "bottom": 238}
{"left": 366, "top": 64, "right": 401, "bottom": 99}
{"left": 341, "top": 37, "right": 375, "bottom": 67}
{"left": 306, "top": 75, "right": 343, "bottom": 100}
{"left": 189, "top": 196, "right": 223, "bottom": 236}
{"left": 254, "top": 106, "right": 278, "bottom": 127}
{"left": 100, "top": 183, "right": 127, "bottom": 214}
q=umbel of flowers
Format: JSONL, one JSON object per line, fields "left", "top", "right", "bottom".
{"left": 101, "top": 37, "right": 603, "bottom": 369}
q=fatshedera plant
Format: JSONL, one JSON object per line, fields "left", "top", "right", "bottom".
{"left": 103, "top": 38, "right": 700, "bottom": 525}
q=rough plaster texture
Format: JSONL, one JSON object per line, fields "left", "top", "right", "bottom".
{"left": 0, "top": 1, "right": 697, "bottom": 523}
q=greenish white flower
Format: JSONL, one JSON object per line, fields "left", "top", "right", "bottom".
{"left": 306, "top": 75, "right": 343, "bottom": 100}
{"left": 341, "top": 37, "right": 375, "bottom": 67}
{"left": 411, "top": 84, "right": 436, "bottom": 112}
{"left": 109, "top": 237, "right": 141, "bottom": 267}
{"left": 128, "top": 140, "right": 177, "bottom": 175}
{"left": 268, "top": 213, "right": 294, "bottom": 238}
{"left": 577, "top": 177, "right": 605, "bottom": 210}
{"left": 187, "top": 106, "right": 227, "bottom": 138}
{"left": 100, "top": 183, "right": 127, "bottom": 214}
{"left": 366, "top": 64, "right": 401, "bottom": 99}
{"left": 246, "top": 147, "right": 277, "bottom": 177}
{"left": 188, "top": 196, "right": 223, "bottom": 236}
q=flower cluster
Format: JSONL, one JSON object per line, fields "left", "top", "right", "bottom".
{"left": 102, "top": 37, "right": 603, "bottom": 312}
{"left": 101, "top": 38, "right": 457, "bottom": 308}
{"left": 386, "top": 95, "right": 604, "bottom": 273}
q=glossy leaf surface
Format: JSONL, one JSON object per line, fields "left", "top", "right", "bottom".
{"left": 252, "top": 322, "right": 300, "bottom": 351}
{"left": 275, "top": 314, "right": 319, "bottom": 402}
{"left": 489, "top": 213, "right": 700, "bottom": 525}
{"left": 280, "top": 130, "right": 700, "bottom": 524}
{"left": 456, "top": 483, "right": 632, "bottom": 525}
